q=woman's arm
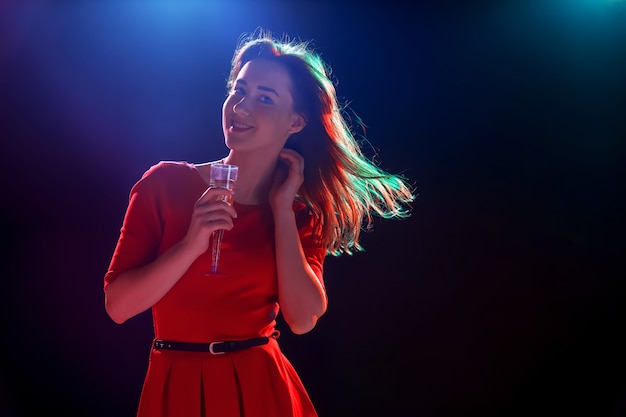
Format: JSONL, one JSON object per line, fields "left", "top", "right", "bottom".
{"left": 105, "top": 187, "right": 237, "bottom": 324}
{"left": 273, "top": 209, "right": 327, "bottom": 334}
{"left": 105, "top": 240, "right": 202, "bottom": 324}
{"left": 270, "top": 149, "right": 328, "bottom": 334}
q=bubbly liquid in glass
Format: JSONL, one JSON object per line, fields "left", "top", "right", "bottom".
{"left": 209, "top": 177, "right": 236, "bottom": 274}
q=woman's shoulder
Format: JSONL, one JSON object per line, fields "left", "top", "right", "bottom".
{"left": 293, "top": 200, "right": 317, "bottom": 227}
{"left": 293, "top": 199, "right": 317, "bottom": 215}
{"left": 141, "top": 161, "right": 196, "bottom": 179}
{"left": 131, "top": 161, "right": 197, "bottom": 194}
{"left": 293, "top": 200, "right": 324, "bottom": 249}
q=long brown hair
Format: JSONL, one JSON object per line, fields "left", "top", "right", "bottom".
{"left": 228, "top": 31, "right": 415, "bottom": 256}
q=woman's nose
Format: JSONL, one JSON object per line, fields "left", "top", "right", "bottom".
{"left": 233, "top": 96, "right": 251, "bottom": 116}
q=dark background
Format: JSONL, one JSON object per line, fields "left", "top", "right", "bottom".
{"left": 1, "top": 0, "right": 625, "bottom": 416}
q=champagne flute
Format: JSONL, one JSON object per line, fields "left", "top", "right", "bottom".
{"left": 209, "top": 163, "right": 238, "bottom": 275}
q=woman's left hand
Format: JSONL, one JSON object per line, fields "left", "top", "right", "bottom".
{"left": 269, "top": 148, "right": 304, "bottom": 213}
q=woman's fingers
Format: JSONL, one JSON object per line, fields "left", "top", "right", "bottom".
{"left": 197, "top": 187, "right": 234, "bottom": 205}
{"left": 279, "top": 149, "right": 305, "bottom": 174}
{"left": 278, "top": 149, "right": 305, "bottom": 187}
{"left": 193, "top": 189, "right": 237, "bottom": 231}
{"left": 183, "top": 188, "right": 238, "bottom": 255}
{"left": 269, "top": 149, "right": 305, "bottom": 212}
{"left": 195, "top": 199, "right": 238, "bottom": 218}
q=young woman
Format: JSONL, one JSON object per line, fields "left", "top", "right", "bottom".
{"left": 104, "top": 32, "right": 414, "bottom": 417}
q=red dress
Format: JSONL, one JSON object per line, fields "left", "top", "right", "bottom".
{"left": 104, "top": 161, "right": 326, "bottom": 417}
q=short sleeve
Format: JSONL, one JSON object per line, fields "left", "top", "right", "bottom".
{"left": 103, "top": 163, "right": 165, "bottom": 289}
{"left": 295, "top": 203, "right": 327, "bottom": 286}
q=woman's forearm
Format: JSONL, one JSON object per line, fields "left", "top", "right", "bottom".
{"left": 104, "top": 241, "right": 200, "bottom": 324}
{"left": 273, "top": 209, "right": 328, "bottom": 334}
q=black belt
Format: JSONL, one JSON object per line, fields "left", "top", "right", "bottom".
{"left": 153, "top": 337, "right": 269, "bottom": 355}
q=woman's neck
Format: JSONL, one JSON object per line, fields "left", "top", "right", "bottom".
{"left": 223, "top": 151, "right": 276, "bottom": 205}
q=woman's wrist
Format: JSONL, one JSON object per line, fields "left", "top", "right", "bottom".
{"left": 272, "top": 205, "right": 296, "bottom": 222}
{"left": 270, "top": 198, "right": 295, "bottom": 216}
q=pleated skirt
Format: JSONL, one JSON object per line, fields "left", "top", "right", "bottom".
{"left": 136, "top": 338, "right": 317, "bottom": 417}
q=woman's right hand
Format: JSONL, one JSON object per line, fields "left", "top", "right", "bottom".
{"left": 182, "top": 187, "right": 238, "bottom": 257}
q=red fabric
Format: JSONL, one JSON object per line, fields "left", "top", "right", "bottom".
{"left": 105, "top": 161, "right": 326, "bottom": 417}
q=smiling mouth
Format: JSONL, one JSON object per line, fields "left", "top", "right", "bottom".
{"left": 230, "top": 121, "right": 253, "bottom": 132}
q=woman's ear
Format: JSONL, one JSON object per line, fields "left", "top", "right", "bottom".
{"left": 289, "top": 114, "right": 306, "bottom": 134}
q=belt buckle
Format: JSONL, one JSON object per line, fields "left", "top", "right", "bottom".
{"left": 209, "top": 341, "right": 225, "bottom": 355}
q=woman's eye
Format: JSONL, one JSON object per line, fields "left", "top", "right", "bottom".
{"left": 232, "top": 87, "right": 245, "bottom": 95}
{"left": 259, "top": 95, "right": 273, "bottom": 104}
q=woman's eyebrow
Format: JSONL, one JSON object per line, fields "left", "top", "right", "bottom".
{"left": 258, "top": 85, "right": 279, "bottom": 97}
{"left": 235, "top": 79, "right": 279, "bottom": 97}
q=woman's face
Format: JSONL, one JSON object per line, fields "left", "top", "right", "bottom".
{"left": 222, "top": 59, "right": 305, "bottom": 155}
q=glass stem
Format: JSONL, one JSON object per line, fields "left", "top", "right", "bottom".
{"left": 211, "top": 229, "right": 225, "bottom": 274}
